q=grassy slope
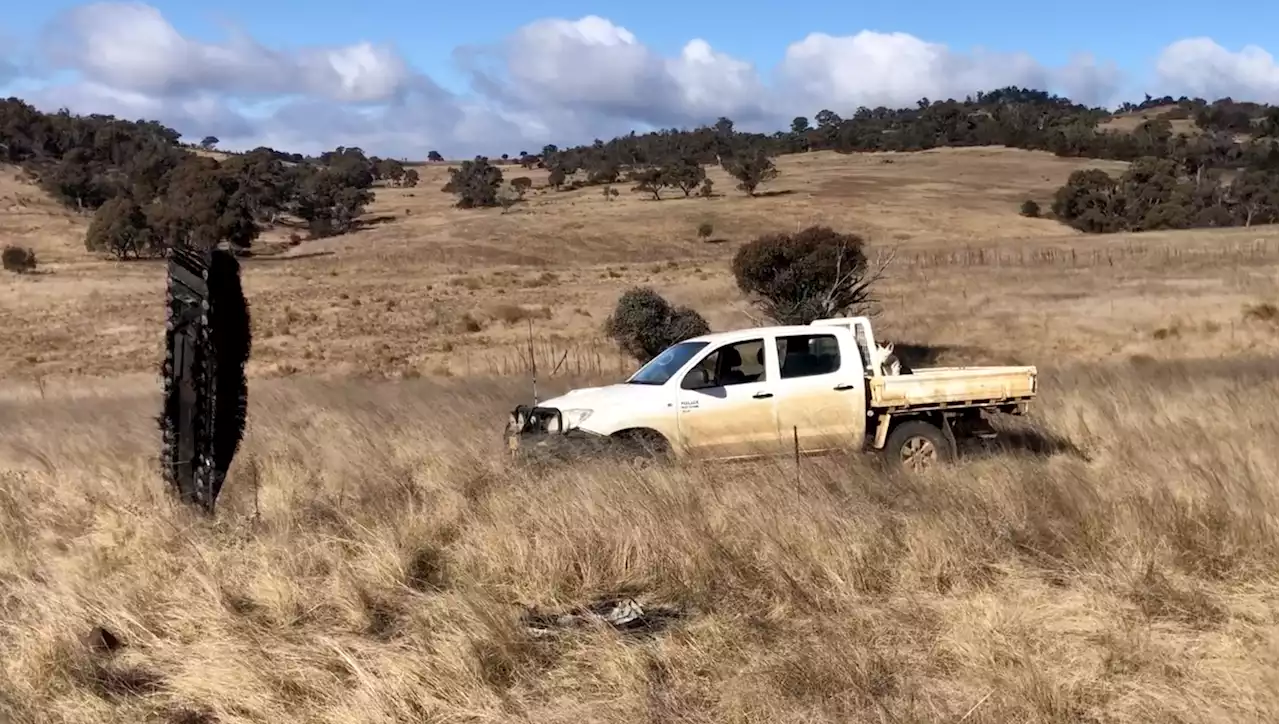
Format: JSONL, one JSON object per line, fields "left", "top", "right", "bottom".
{"left": 0, "top": 145, "right": 1276, "bottom": 724}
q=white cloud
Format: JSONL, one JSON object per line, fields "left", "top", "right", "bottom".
{"left": 457, "top": 15, "right": 773, "bottom": 132}
{"left": 1057, "top": 53, "right": 1124, "bottom": 108}
{"left": 782, "top": 32, "right": 1023, "bottom": 108}
{"left": 6, "top": 3, "right": 1276, "bottom": 158}
{"left": 1155, "top": 38, "right": 1279, "bottom": 103}
{"left": 42, "top": 1, "right": 414, "bottom": 102}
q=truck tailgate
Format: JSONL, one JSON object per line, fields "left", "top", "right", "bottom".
{"left": 869, "top": 366, "right": 1037, "bottom": 410}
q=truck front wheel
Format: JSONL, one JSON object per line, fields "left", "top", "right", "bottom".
{"left": 610, "top": 429, "right": 671, "bottom": 469}
{"left": 883, "top": 419, "right": 953, "bottom": 473}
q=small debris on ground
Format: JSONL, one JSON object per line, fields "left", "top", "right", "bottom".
{"left": 521, "top": 597, "right": 685, "bottom": 638}
{"left": 83, "top": 625, "right": 123, "bottom": 654}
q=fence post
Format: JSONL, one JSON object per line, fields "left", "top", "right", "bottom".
{"left": 793, "top": 426, "right": 800, "bottom": 490}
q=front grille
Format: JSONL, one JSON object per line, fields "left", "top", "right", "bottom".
{"left": 512, "top": 405, "right": 565, "bottom": 434}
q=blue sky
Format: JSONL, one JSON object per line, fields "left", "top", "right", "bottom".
{"left": 2, "top": 0, "right": 1276, "bottom": 156}
{"left": 8, "top": 0, "right": 1273, "bottom": 94}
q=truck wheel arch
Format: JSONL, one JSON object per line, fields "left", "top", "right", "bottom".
{"left": 609, "top": 428, "right": 672, "bottom": 457}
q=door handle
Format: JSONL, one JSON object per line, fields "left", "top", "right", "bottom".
{"left": 833, "top": 384, "right": 855, "bottom": 391}
{"left": 752, "top": 391, "right": 773, "bottom": 399}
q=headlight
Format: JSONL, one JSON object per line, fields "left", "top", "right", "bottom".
{"left": 556, "top": 408, "right": 593, "bottom": 431}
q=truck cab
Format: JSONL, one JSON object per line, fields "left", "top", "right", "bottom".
{"left": 506, "top": 317, "right": 1037, "bottom": 472}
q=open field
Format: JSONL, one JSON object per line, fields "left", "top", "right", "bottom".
{"left": 1097, "top": 105, "right": 1201, "bottom": 135}
{"left": 2, "top": 149, "right": 1276, "bottom": 380}
{"left": 1, "top": 147, "right": 1277, "bottom": 723}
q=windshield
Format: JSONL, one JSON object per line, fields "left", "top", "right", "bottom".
{"left": 627, "top": 341, "right": 709, "bottom": 385}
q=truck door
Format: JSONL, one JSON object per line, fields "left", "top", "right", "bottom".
{"left": 675, "top": 337, "right": 782, "bottom": 459}
{"left": 770, "top": 330, "right": 867, "bottom": 453}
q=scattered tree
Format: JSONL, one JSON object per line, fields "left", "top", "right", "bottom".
{"left": 722, "top": 148, "right": 780, "bottom": 196}
{"left": 732, "top": 226, "right": 890, "bottom": 324}
{"left": 85, "top": 196, "right": 154, "bottom": 259}
{"left": 662, "top": 156, "right": 707, "bottom": 196}
{"left": 630, "top": 167, "right": 665, "bottom": 200}
{"left": 0, "top": 98, "right": 387, "bottom": 258}
{"left": 0, "top": 88, "right": 1276, "bottom": 262}
{"left": 605, "top": 287, "right": 711, "bottom": 363}
{"left": 148, "top": 155, "right": 258, "bottom": 250}
{"left": 200, "top": 136, "right": 219, "bottom": 150}
{"left": 444, "top": 156, "right": 504, "bottom": 208}
{"left": 295, "top": 168, "right": 374, "bottom": 238}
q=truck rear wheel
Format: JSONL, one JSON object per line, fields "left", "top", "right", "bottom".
{"left": 883, "top": 419, "right": 953, "bottom": 473}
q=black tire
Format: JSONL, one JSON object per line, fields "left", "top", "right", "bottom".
{"left": 883, "top": 419, "right": 952, "bottom": 473}
{"left": 611, "top": 429, "right": 671, "bottom": 468}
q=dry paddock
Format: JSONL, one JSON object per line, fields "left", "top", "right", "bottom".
{"left": 0, "top": 355, "right": 1275, "bottom": 724}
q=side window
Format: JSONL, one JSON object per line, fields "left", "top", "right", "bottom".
{"left": 774, "top": 333, "right": 842, "bottom": 379}
{"left": 682, "top": 339, "right": 766, "bottom": 389}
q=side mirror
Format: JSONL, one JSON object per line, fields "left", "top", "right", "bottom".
{"left": 681, "top": 367, "right": 713, "bottom": 390}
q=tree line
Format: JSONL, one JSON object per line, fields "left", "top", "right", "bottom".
{"left": 441, "top": 87, "right": 1277, "bottom": 233}
{"left": 0, "top": 86, "right": 1277, "bottom": 270}
{"left": 0, "top": 98, "right": 419, "bottom": 260}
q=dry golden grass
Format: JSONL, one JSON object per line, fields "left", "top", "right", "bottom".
{"left": 0, "top": 146, "right": 1277, "bottom": 723}
{"left": 1, "top": 148, "right": 1275, "bottom": 380}
{"left": 1, "top": 358, "right": 1277, "bottom": 723}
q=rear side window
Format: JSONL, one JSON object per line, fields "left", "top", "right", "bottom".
{"left": 775, "top": 333, "right": 842, "bottom": 379}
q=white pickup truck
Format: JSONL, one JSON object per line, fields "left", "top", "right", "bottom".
{"left": 505, "top": 317, "right": 1037, "bottom": 472}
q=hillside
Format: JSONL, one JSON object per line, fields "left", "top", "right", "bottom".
{"left": 0, "top": 89, "right": 1277, "bottom": 724}
{"left": 2, "top": 147, "right": 1275, "bottom": 381}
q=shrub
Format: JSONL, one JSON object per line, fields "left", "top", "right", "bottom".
{"left": 605, "top": 287, "right": 710, "bottom": 363}
{"left": 1020, "top": 199, "right": 1041, "bottom": 217}
{"left": 696, "top": 222, "right": 714, "bottom": 240}
{"left": 1050, "top": 159, "right": 1278, "bottom": 233}
{"left": 85, "top": 197, "right": 155, "bottom": 259}
{"left": 445, "top": 156, "right": 504, "bottom": 208}
{"left": 1051, "top": 168, "right": 1126, "bottom": 233}
{"left": 2, "top": 245, "right": 36, "bottom": 273}
{"left": 496, "top": 183, "right": 523, "bottom": 212}
{"left": 1243, "top": 302, "right": 1279, "bottom": 324}
{"left": 732, "top": 225, "right": 885, "bottom": 324}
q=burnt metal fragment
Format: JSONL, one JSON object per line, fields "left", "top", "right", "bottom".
{"left": 159, "top": 245, "right": 251, "bottom": 514}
